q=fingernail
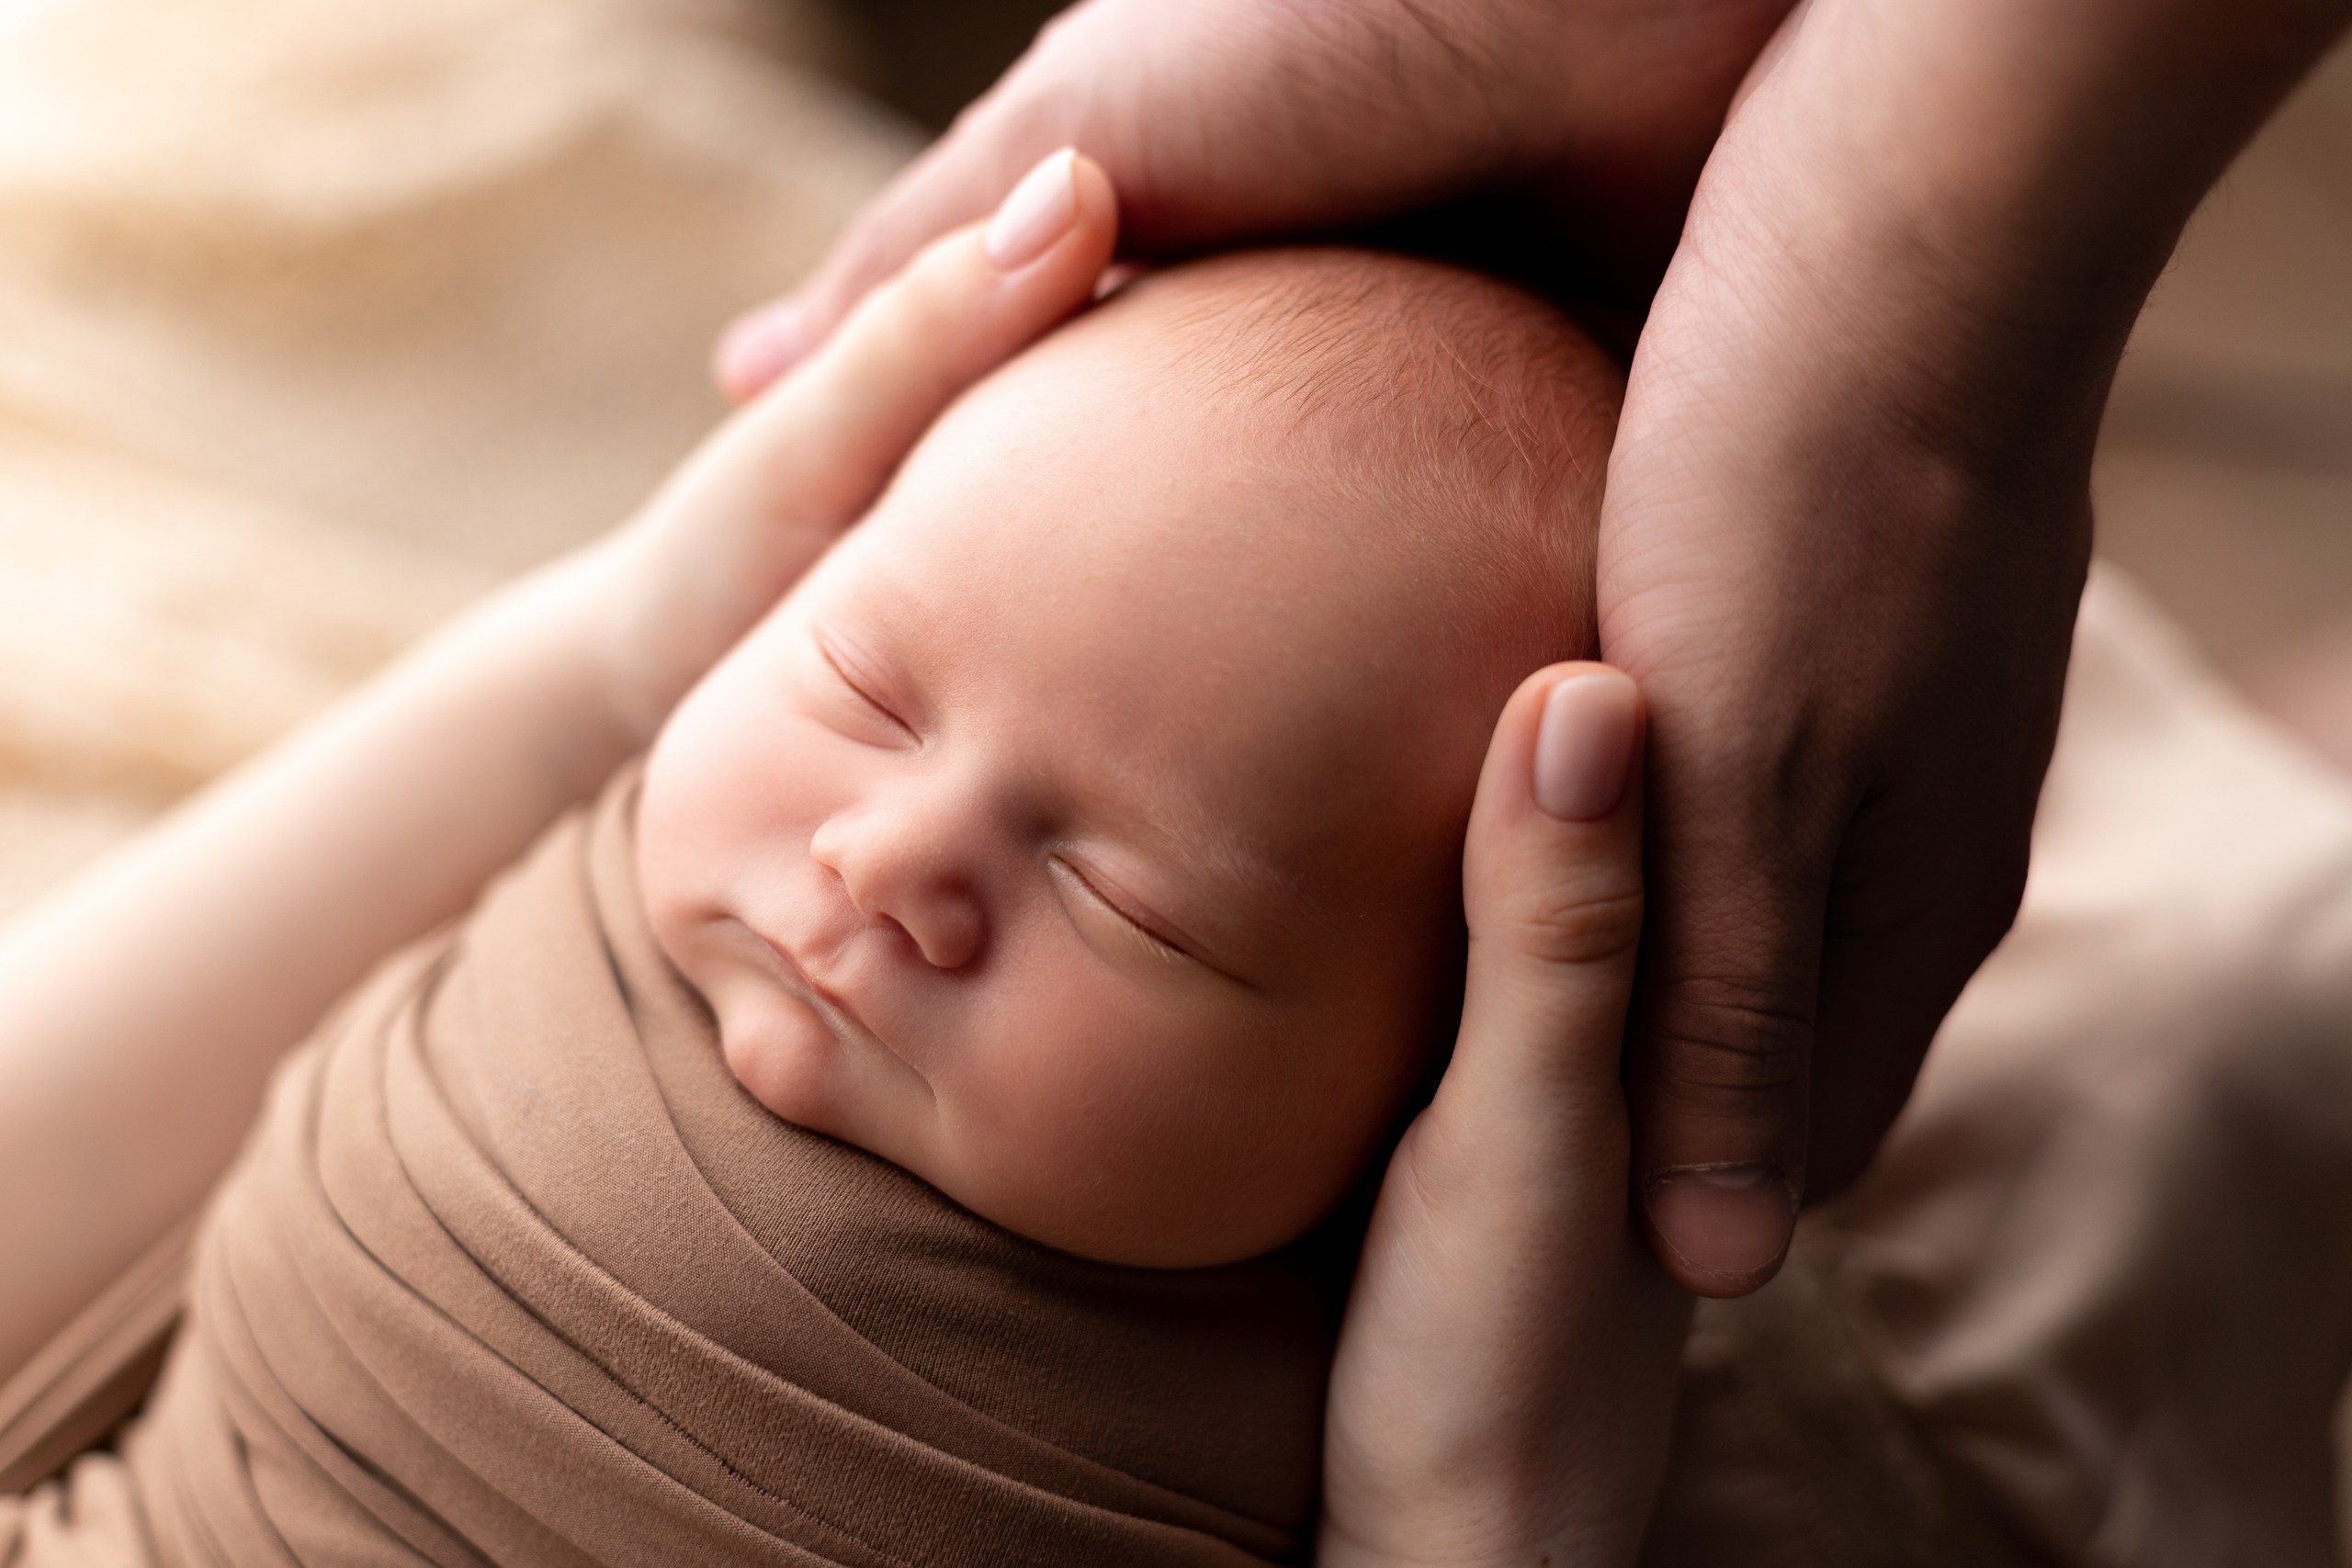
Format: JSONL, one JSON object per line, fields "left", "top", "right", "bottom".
{"left": 984, "top": 147, "right": 1079, "bottom": 270}
{"left": 1642, "top": 1163, "right": 1798, "bottom": 1286}
{"left": 1533, "top": 671, "right": 1637, "bottom": 820}
{"left": 716, "top": 298, "right": 808, "bottom": 396}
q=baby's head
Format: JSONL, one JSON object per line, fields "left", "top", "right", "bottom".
{"left": 639, "top": 249, "right": 1619, "bottom": 1267}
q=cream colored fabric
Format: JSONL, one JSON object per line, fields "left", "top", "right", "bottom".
{"left": 1648, "top": 568, "right": 2352, "bottom": 1565}
{"left": 2, "top": 775, "right": 1340, "bottom": 1565}
{"left": 1826, "top": 570, "right": 2352, "bottom": 1565}
{"left": 0, "top": 0, "right": 912, "bottom": 917}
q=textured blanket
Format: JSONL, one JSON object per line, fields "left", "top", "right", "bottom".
{"left": 0, "top": 776, "right": 1340, "bottom": 1565}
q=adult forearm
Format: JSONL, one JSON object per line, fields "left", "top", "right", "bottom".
{"left": 0, "top": 543, "right": 639, "bottom": 1382}
{"left": 1913, "top": 0, "right": 2350, "bottom": 265}
{"left": 1717, "top": 0, "right": 2350, "bottom": 457}
{"left": 720, "top": 0, "right": 1805, "bottom": 392}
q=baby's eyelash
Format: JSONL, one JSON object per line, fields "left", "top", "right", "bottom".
{"left": 816, "top": 637, "right": 916, "bottom": 739}
{"left": 1049, "top": 857, "right": 1192, "bottom": 964}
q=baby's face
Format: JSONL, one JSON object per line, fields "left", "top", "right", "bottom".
{"left": 639, "top": 307, "right": 1550, "bottom": 1267}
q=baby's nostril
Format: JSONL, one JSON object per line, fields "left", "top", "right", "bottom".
{"left": 901, "top": 899, "right": 985, "bottom": 972}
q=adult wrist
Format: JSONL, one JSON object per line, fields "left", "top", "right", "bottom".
{"left": 1692, "top": 0, "right": 2349, "bottom": 465}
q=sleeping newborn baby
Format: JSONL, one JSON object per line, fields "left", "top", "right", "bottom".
{"left": 5, "top": 248, "right": 1618, "bottom": 1568}
{"left": 640, "top": 246, "right": 1615, "bottom": 1271}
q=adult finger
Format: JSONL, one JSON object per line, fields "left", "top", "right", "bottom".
{"left": 1625, "top": 733, "right": 1827, "bottom": 1299}
{"left": 715, "top": 0, "right": 1807, "bottom": 403}
{"left": 1802, "top": 752, "right": 2041, "bottom": 1197}
{"left": 613, "top": 149, "right": 1114, "bottom": 721}
{"left": 1322, "top": 663, "right": 1680, "bottom": 1567}
{"left": 1441, "top": 664, "right": 1649, "bottom": 1143}
{"left": 694, "top": 147, "right": 1116, "bottom": 527}
{"left": 714, "top": 105, "right": 1070, "bottom": 401}
{"left": 712, "top": 3, "right": 1122, "bottom": 405}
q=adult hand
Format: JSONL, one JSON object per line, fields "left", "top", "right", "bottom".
{"left": 712, "top": 0, "right": 1798, "bottom": 396}
{"left": 1320, "top": 665, "right": 1686, "bottom": 1567}
{"left": 1600, "top": 0, "right": 2348, "bottom": 1292}
{"left": 603, "top": 148, "right": 1116, "bottom": 741}
{"left": 711, "top": 0, "right": 2350, "bottom": 1298}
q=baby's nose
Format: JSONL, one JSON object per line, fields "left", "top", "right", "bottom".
{"left": 808, "top": 808, "right": 986, "bottom": 971}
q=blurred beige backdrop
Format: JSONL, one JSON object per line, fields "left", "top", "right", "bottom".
{"left": 0, "top": 0, "right": 911, "bottom": 913}
{"left": 0, "top": 0, "right": 2346, "bottom": 920}
{"left": 2099, "top": 39, "right": 2352, "bottom": 729}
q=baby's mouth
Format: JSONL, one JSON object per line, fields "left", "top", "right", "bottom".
{"left": 746, "top": 924, "right": 885, "bottom": 1050}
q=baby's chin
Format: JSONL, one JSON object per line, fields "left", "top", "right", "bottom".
{"left": 707, "top": 976, "right": 958, "bottom": 1180}
{"left": 711, "top": 992, "right": 1314, "bottom": 1268}
{"left": 684, "top": 942, "right": 1377, "bottom": 1269}
{"left": 712, "top": 982, "right": 854, "bottom": 1131}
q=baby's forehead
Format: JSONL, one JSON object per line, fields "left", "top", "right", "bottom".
{"left": 871, "top": 351, "right": 1539, "bottom": 716}
{"left": 920, "top": 250, "right": 1610, "bottom": 579}
{"left": 827, "top": 247, "right": 1616, "bottom": 889}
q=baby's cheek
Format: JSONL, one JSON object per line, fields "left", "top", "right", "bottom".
{"left": 638, "top": 675, "right": 768, "bottom": 919}
{"left": 947, "top": 989, "right": 1345, "bottom": 1268}
{"left": 1097, "top": 1001, "right": 1425, "bottom": 1263}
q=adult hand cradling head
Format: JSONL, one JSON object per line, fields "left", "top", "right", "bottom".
{"left": 714, "top": 0, "right": 2352, "bottom": 1298}
{"left": 645, "top": 240, "right": 1624, "bottom": 1268}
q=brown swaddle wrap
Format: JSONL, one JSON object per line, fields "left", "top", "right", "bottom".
{"left": 0, "top": 776, "right": 1342, "bottom": 1566}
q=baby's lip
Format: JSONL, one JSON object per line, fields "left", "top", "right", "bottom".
{"left": 749, "top": 926, "right": 882, "bottom": 1044}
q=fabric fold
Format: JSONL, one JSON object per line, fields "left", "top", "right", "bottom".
{"left": 5, "top": 774, "right": 1340, "bottom": 1566}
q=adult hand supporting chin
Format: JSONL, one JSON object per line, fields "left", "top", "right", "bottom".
{"left": 712, "top": 0, "right": 2352, "bottom": 1303}
{"left": 1319, "top": 664, "right": 1687, "bottom": 1568}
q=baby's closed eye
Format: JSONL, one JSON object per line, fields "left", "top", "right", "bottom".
{"left": 811, "top": 630, "right": 918, "bottom": 747}
{"left": 1046, "top": 854, "right": 1203, "bottom": 973}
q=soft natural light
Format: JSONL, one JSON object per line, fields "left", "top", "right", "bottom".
{"left": 0, "top": 0, "right": 65, "bottom": 38}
